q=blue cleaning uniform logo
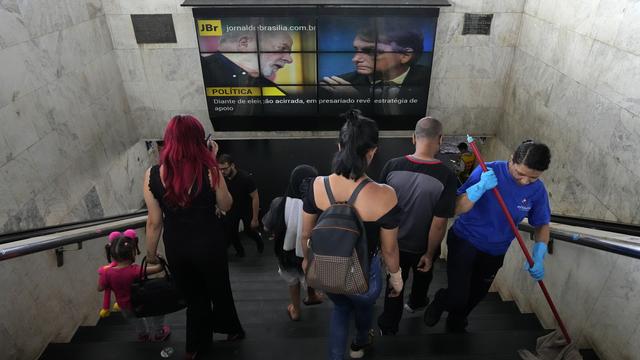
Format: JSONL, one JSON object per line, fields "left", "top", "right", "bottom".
{"left": 517, "top": 198, "right": 531, "bottom": 212}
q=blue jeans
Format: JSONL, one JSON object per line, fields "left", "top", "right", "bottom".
{"left": 326, "top": 255, "right": 382, "bottom": 360}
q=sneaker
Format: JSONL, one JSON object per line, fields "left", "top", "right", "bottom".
{"left": 153, "top": 325, "right": 171, "bottom": 342}
{"left": 349, "top": 329, "right": 374, "bottom": 359}
{"left": 403, "top": 301, "right": 427, "bottom": 313}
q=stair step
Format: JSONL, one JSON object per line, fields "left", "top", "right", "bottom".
{"left": 44, "top": 330, "right": 549, "bottom": 360}
{"left": 75, "top": 312, "right": 542, "bottom": 343}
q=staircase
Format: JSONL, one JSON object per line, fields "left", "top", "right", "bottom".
{"left": 40, "top": 248, "right": 600, "bottom": 359}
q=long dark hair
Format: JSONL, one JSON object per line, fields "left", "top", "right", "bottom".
{"left": 332, "top": 109, "right": 379, "bottom": 180}
{"left": 512, "top": 140, "right": 551, "bottom": 171}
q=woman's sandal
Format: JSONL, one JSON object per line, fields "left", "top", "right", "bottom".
{"left": 287, "top": 304, "right": 300, "bottom": 321}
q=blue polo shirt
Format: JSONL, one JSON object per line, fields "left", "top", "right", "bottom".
{"left": 453, "top": 161, "right": 551, "bottom": 256}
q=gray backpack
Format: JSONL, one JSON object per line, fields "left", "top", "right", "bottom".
{"left": 305, "top": 177, "right": 371, "bottom": 295}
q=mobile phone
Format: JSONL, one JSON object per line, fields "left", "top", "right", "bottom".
{"left": 205, "top": 133, "right": 213, "bottom": 149}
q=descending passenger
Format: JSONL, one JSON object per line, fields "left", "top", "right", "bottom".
{"left": 424, "top": 140, "right": 552, "bottom": 332}
{"left": 376, "top": 117, "right": 458, "bottom": 335}
{"left": 97, "top": 233, "right": 170, "bottom": 342}
{"left": 457, "top": 142, "right": 475, "bottom": 184}
{"left": 262, "top": 164, "right": 323, "bottom": 321}
{"left": 143, "top": 115, "right": 244, "bottom": 359}
{"left": 301, "top": 109, "right": 403, "bottom": 360}
{"left": 218, "top": 154, "right": 265, "bottom": 257}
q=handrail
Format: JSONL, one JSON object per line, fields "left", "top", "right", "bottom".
{"left": 0, "top": 210, "right": 148, "bottom": 245}
{"left": 550, "top": 214, "right": 640, "bottom": 238}
{"left": 518, "top": 223, "right": 640, "bottom": 260}
{"left": 0, "top": 214, "right": 147, "bottom": 262}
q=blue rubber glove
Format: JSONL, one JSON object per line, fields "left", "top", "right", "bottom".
{"left": 466, "top": 168, "right": 498, "bottom": 202}
{"left": 524, "top": 242, "right": 547, "bottom": 280}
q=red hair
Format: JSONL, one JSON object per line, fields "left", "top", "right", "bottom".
{"left": 160, "top": 115, "right": 219, "bottom": 207}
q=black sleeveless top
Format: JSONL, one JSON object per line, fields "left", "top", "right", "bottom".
{"left": 303, "top": 179, "right": 401, "bottom": 254}
{"left": 148, "top": 165, "right": 223, "bottom": 251}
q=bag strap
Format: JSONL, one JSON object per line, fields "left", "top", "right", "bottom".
{"left": 347, "top": 178, "right": 371, "bottom": 205}
{"left": 323, "top": 176, "right": 337, "bottom": 204}
{"left": 138, "top": 256, "right": 171, "bottom": 281}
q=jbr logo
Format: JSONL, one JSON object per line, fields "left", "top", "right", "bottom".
{"left": 198, "top": 20, "right": 222, "bottom": 36}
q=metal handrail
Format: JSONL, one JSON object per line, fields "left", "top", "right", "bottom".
{"left": 518, "top": 223, "right": 640, "bottom": 260}
{"left": 0, "top": 210, "right": 148, "bottom": 245}
{"left": 0, "top": 214, "right": 147, "bottom": 262}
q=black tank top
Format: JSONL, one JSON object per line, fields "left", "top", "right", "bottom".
{"left": 148, "top": 165, "right": 222, "bottom": 250}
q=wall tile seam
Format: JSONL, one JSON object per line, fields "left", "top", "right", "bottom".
{"left": 512, "top": 47, "right": 636, "bottom": 122}
{"left": 0, "top": 14, "right": 111, "bottom": 58}
{"left": 522, "top": 13, "right": 640, "bottom": 58}
{"left": 1, "top": 20, "right": 116, "bottom": 108}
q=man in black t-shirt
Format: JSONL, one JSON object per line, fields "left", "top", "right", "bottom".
{"left": 377, "top": 117, "right": 458, "bottom": 335}
{"left": 219, "top": 154, "right": 264, "bottom": 257}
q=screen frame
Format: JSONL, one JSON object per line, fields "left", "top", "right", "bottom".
{"left": 193, "top": 6, "right": 440, "bottom": 132}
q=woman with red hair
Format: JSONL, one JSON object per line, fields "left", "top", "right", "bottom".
{"left": 143, "top": 115, "right": 244, "bottom": 359}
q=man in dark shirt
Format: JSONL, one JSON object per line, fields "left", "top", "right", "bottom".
{"left": 320, "top": 26, "right": 430, "bottom": 116}
{"left": 377, "top": 117, "right": 458, "bottom": 335}
{"left": 219, "top": 154, "right": 264, "bottom": 257}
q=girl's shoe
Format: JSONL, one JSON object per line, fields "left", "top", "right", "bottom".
{"left": 137, "top": 333, "right": 150, "bottom": 342}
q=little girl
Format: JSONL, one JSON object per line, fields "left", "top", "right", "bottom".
{"left": 98, "top": 232, "right": 171, "bottom": 341}
{"left": 98, "top": 231, "right": 123, "bottom": 318}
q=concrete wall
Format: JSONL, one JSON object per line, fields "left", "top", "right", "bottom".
{"left": 104, "top": 0, "right": 212, "bottom": 138}
{"left": 494, "top": 228, "right": 640, "bottom": 359}
{"left": 500, "top": 0, "right": 640, "bottom": 224}
{"left": 429, "top": 0, "right": 523, "bottom": 135}
{"left": 105, "top": 0, "right": 521, "bottom": 138}
{"left": 0, "top": 1, "right": 153, "bottom": 233}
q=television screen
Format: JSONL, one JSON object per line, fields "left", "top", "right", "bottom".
{"left": 193, "top": 7, "right": 439, "bottom": 131}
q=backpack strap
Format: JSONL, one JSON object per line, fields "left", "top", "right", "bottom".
{"left": 323, "top": 176, "right": 337, "bottom": 205}
{"left": 347, "top": 178, "right": 371, "bottom": 205}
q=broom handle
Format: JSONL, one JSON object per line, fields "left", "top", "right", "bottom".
{"left": 467, "top": 136, "right": 571, "bottom": 344}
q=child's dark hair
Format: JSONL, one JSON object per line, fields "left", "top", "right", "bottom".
{"left": 512, "top": 140, "right": 551, "bottom": 171}
{"left": 109, "top": 235, "right": 138, "bottom": 263}
{"left": 332, "top": 109, "right": 379, "bottom": 180}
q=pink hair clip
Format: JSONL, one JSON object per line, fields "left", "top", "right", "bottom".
{"left": 123, "top": 229, "right": 137, "bottom": 239}
{"left": 108, "top": 231, "right": 122, "bottom": 243}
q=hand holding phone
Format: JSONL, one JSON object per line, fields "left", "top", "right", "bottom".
{"left": 205, "top": 133, "right": 218, "bottom": 156}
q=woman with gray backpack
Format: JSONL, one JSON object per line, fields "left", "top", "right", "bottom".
{"left": 301, "top": 109, "right": 403, "bottom": 360}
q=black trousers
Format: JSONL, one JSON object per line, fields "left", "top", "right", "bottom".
{"left": 435, "top": 228, "right": 504, "bottom": 326}
{"left": 165, "top": 242, "right": 244, "bottom": 353}
{"left": 378, "top": 250, "right": 437, "bottom": 333}
{"left": 224, "top": 213, "right": 262, "bottom": 254}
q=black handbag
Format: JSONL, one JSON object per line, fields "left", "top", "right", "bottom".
{"left": 130, "top": 257, "right": 187, "bottom": 317}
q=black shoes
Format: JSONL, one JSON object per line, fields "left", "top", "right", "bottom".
{"left": 404, "top": 297, "right": 429, "bottom": 313}
{"left": 446, "top": 317, "right": 468, "bottom": 333}
{"left": 423, "top": 289, "right": 445, "bottom": 327}
{"left": 256, "top": 239, "right": 264, "bottom": 254}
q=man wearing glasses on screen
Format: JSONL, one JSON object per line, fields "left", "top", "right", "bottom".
{"left": 320, "top": 27, "right": 429, "bottom": 115}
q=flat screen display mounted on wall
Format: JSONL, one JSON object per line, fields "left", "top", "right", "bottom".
{"left": 193, "top": 7, "right": 439, "bottom": 131}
